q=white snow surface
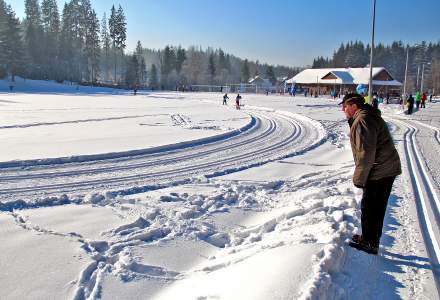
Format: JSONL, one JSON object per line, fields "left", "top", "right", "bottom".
{"left": 0, "top": 79, "right": 439, "bottom": 300}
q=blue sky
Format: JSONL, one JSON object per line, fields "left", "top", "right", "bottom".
{"left": 12, "top": 0, "right": 440, "bottom": 67}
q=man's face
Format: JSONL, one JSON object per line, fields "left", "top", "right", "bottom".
{"left": 342, "top": 102, "right": 358, "bottom": 119}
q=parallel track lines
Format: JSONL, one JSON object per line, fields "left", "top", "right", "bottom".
{"left": 0, "top": 110, "right": 318, "bottom": 201}
{"left": 396, "top": 118, "right": 440, "bottom": 291}
{"left": 0, "top": 115, "right": 272, "bottom": 181}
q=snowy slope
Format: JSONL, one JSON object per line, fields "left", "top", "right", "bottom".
{"left": 0, "top": 79, "right": 438, "bottom": 299}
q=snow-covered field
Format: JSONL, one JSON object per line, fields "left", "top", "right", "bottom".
{"left": 0, "top": 78, "right": 439, "bottom": 299}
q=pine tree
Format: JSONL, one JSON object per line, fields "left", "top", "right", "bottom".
{"left": 134, "top": 41, "right": 147, "bottom": 86}
{"left": 373, "top": 43, "right": 387, "bottom": 70}
{"left": 85, "top": 9, "right": 100, "bottom": 83}
{"left": 332, "top": 43, "right": 346, "bottom": 67}
{"left": 41, "top": 0, "right": 60, "bottom": 79}
{"left": 162, "top": 46, "right": 176, "bottom": 76}
{"left": 24, "top": 0, "right": 44, "bottom": 78}
{"left": 109, "top": 4, "right": 126, "bottom": 83}
{"left": 125, "top": 54, "right": 139, "bottom": 87}
{"left": 241, "top": 59, "right": 250, "bottom": 82}
{"left": 225, "top": 54, "right": 232, "bottom": 72}
{"left": 100, "top": 12, "right": 111, "bottom": 81}
{"left": 57, "top": 0, "right": 90, "bottom": 82}
{"left": 266, "top": 65, "right": 277, "bottom": 86}
{"left": 218, "top": 49, "right": 227, "bottom": 70}
{"left": 175, "top": 46, "right": 186, "bottom": 74}
{"left": 115, "top": 5, "right": 126, "bottom": 50}
{"left": 344, "top": 43, "right": 358, "bottom": 67}
{"left": 135, "top": 40, "right": 143, "bottom": 57}
{"left": 216, "top": 48, "right": 230, "bottom": 85}
{"left": 139, "top": 56, "right": 146, "bottom": 86}
{"left": 388, "top": 41, "right": 405, "bottom": 82}
{"left": 149, "top": 63, "right": 158, "bottom": 89}
{"left": 181, "top": 47, "right": 204, "bottom": 86}
{"left": 59, "top": 2, "right": 75, "bottom": 81}
{"left": 344, "top": 41, "right": 367, "bottom": 67}
{"left": 312, "top": 56, "right": 330, "bottom": 68}
{"left": 3, "top": 5, "right": 26, "bottom": 81}
{"left": 160, "top": 45, "right": 176, "bottom": 88}
{"left": 76, "top": 0, "right": 93, "bottom": 82}
{"left": 208, "top": 53, "right": 216, "bottom": 83}
{"left": 0, "top": 0, "right": 8, "bottom": 77}
{"left": 109, "top": 5, "right": 117, "bottom": 82}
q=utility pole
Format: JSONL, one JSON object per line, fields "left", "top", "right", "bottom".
{"left": 403, "top": 48, "right": 409, "bottom": 96}
{"left": 416, "top": 65, "right": 420, "bottom": 91}
{"left": 368, "top": 0, "right": 376, "bottom": 104}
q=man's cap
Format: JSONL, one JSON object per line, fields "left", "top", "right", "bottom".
{"left": 338, "top": 93, "right": 365, "bottom": 106}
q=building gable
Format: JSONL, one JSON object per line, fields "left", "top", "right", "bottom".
{"left": 322, "top": 72, "right": 338, "bottom": 80}
{"left": 373, "top": 69, "right": 394, "bottom": 81}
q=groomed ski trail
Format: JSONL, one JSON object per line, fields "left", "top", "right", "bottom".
{"left": 389, "top": 117, "right": 440, "bottom": 295}
{"left": 0, "top": 108, "right": 326, "bottom": 205}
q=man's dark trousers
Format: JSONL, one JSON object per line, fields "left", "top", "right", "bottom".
{"left": 361, "top": 176, "right": 396, "bottom": 247}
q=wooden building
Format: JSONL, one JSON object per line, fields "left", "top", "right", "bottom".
{"left": 286, "top": 67, "right": 402, "bottom": 96}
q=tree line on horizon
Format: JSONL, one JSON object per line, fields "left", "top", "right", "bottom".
{"left": 312, "top": 40, "right": 440, "bottom": 93}
{"left": 0, "top": 0, "right": 300, "bottom": 90}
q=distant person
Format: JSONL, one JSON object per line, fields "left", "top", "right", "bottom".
{"left": 421, "top": 92, "right": 427, "bottom": 108}
{"left": 407, "top": 94, "right": 415, "bottom": 115}
{"left": 415, "top": 91, "right": 421, "bottom": 109}
{"left": 386, "top": 93, "right": 390, "bottom": 104}
{"left": 363, "top": 94, "right": 369, "bottom": 104}
{"left": 400, "top": 94, "right": 406, "bottom": 105}
{"left": 223, "top": 93, "right": 229, "bottom": 105}
{"left": 429, "top": 94, "right": 433, "bottom": 102}
{"left": 9, "top": 80, "right": 15, "bottom": 92}
{"left": 235, "top": 93, "right": 242, "bottom": 110}
{"left": 340, "top": 93, "right": 401, "bottom": 255}
{"left": 304, "top": 90, "right": 308, "bottom": 97}
{"left": 372, "top": 95, "right": 379, "bottom": 109}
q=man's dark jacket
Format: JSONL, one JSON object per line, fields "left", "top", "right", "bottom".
{"left": 348, "top": 105, "right": 402, "bottom": 187}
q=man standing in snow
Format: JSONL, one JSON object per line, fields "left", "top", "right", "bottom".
{"left": 340, "top": 93, "right": 401, "bottom": 254}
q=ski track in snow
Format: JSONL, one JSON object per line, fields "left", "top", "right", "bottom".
{"left": 0, "top": 108, "right": 326, "bottom": 205}
{"left": 0, "top": 114, "right": 166, "bottom": 129}
{"left": 390, "top": 117, "right": 440, "bottom": 292}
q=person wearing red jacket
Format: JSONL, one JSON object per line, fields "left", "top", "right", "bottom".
{"left": 421, "top": 92, "right": 427, "bottom": 108}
